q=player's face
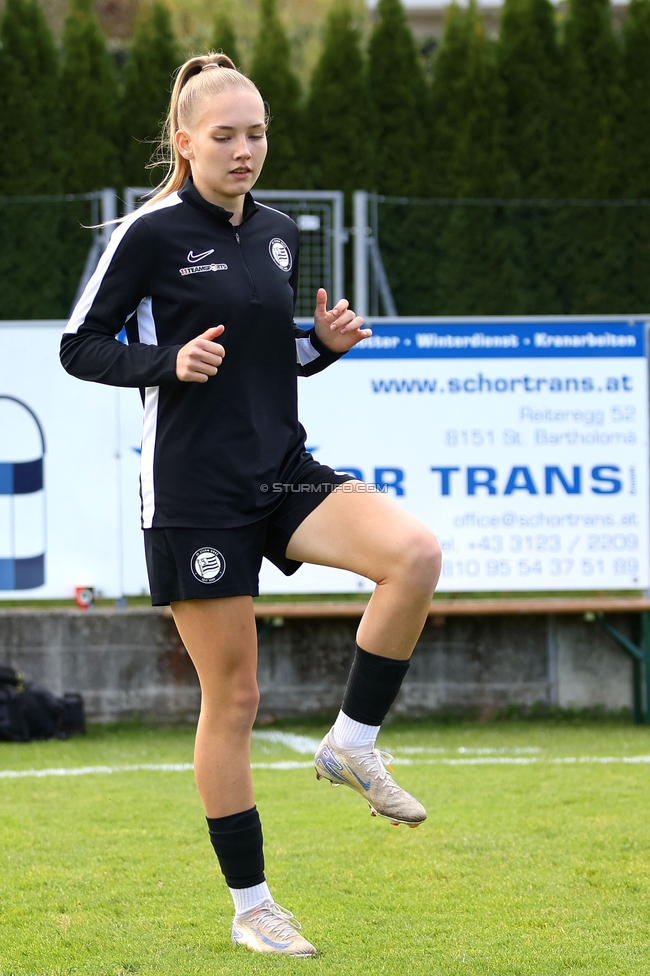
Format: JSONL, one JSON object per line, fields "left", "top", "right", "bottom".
{"left": 177, "top": 90, "right": 267, "bottom": 205}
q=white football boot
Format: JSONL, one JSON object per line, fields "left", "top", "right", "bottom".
{"left": 314, "top": 731, "right": 427, "bottom": 827}
{"left": 231, "top": 901, "right": 317, "bottom": 956}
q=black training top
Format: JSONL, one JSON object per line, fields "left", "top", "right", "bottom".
{"left": 60, "top": 178, "right": 342, "bottom": 529}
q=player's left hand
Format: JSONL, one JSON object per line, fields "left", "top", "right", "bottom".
{"left": 313, "top": 288, "right": 372, "bottom": 353}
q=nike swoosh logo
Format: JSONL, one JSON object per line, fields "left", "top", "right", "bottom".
{"left": 187, "top": 249, "right": 215, "bottom": 263}
{"left": 349, "top": 767, "right": 372, "bottom": 791}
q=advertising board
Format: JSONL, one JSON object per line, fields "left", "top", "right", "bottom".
{"left": 266, "top": 317, "right": 649, "bottom": 593}
{"left": 1, "top": 318, "right": 648, "bottom": 598}
{"left": 0, "top": 323, "right": 146, "bottom": 599}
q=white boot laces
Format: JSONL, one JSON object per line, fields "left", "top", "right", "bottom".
{"left": 256, "top": 902, "right": 302, "bottom": 936}
{"left": 352, "top": 748, "right": 402, "bottom": 795}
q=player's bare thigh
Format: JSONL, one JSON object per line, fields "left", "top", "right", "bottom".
{"left": 285, "top": 481, "right": 441, "bottom": 585}
{"left": 171, "top": 595, "right": 258, "bottom": 695}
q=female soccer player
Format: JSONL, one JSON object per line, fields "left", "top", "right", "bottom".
{"left": 60, "top": 53, "right": 441, "bottom": 957}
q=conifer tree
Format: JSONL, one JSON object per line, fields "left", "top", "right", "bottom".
{"left": 621, "top": 0, "right": 650, "bottom": 311}
{"left": 367, "top": 0, "right": 428, "bottom": 196}
{"left": 363, "top": 0, "right": 430, "bottom": 312}
{"left": 305, "top": 2, "right": 371, "bottom": 193}
{"left": 59, "top": 0, "right": 120, "bottom": 193}
{"left": 622, "top": 0, "right": 650, "bottom": 198}
{"left": 0, "top": 0, "right": 71, "bottom": 318}
{"left": 0, "top": 0, "right": 61, "bottom": 193}
{"left": 121, "top": 2, "right": 180, "bottom": 188}
{"left": 429, "top": 2, "right": 473, "bottom": 198}
{"left": 497, "top": 0, "right": 562, "bottom": 313}
{"left": 429, "top": 2, "right": 525, "bottom": 314}
{"left": 560, "top": 0, "right": 625, "bottom": 312}
{"left": 561, "top": 0, "right": 622, "bottom": 199}
{"left": 498, "top": 0, "right": 559, "bottom": 197}
{"left": 210, "top": 11, "right": 241, "bottom": 68}
{"left": 431, "top": 1, "right": 513, "bottom": 199}
{"left": 250, "top": 0, "right": 303, "bottom": 188}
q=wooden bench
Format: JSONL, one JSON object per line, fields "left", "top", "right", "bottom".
{"left": 254, "top": 597, "right": 650, "bottom": 724}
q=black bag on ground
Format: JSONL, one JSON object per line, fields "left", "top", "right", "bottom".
{"left": 21, "top": 684, "right": 65, "bottom": 739}
{"left": 0, "top": 685, "right": 30, "bottom": 741}
{"left": 62, "top": 693, "right": 86, "bottom": 736}
{"left": 0, "top": 665, "right": 85, "bottom": 742}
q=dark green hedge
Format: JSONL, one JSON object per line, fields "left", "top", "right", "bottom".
{"left": 375, "top": 199, "right": 650, "bottom": 316}
{"left": 0, "top": 197, "right": 93, "bottom": 319}
{"left": 3, "top": 0, "right": 650, "bottom": 318}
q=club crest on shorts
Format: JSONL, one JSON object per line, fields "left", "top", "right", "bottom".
{"left": 269, "top": 238, "right": 292, "bottom": 272}
{"left": 190, "top": 547, "right": 226, "bottom": 584}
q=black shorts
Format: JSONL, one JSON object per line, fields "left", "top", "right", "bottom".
{"left": 144, "top": 463, "right": 354, "bottom": 605}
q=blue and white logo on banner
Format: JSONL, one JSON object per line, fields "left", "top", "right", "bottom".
{"left": 0, "top": 395, "right": 46, "bottom": 590}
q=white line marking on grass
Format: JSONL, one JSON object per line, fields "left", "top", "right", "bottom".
{"left": 251, "top": 731, "right": 320, "bottom": 753}
{"left": 252, "top": 761, "right": 313, "bottom": 770}
{"left": 393, "top": 747, "right": 446, "bottom": 754}
{"left": 394, "top": 757, "right": 540, "bottom": 766}
{"left": 252, "top": 734, "right": 545, "bottom": 758}
{"left": 550, "top": 755, "right": 650, "bottom": 764}
{"left": 1, "top": 756, "right": 650, "bottom": 779}
{"left": 457, "top": 746, "right": 543, "bottom": 755}
{"left": 393, "top": 746, "right": 543, "bottom": 756}
{"left": 0, "top": 763, "right": 195, "bottom": 779}
{"left": 393, "top": 756, "right": 650, "bottom": 766}
{"left": 0, "top": 761, "right": 315, "bottom": 779}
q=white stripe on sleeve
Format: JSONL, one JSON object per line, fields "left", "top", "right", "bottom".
{"left": 140, "top": 386, "right": 159, "bottom": 529}
{"left": 137, "top": 296, "right": 159, "bottom": 528}
{"left": 65, "top": 192, "right": 182, "bottom": 336}
{"left": 295, "top": 336, "right": 320, "bottom": 366}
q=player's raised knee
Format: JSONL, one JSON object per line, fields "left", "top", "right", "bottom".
{"left": 399, "top": 526, "right": 441, "bottom": 591}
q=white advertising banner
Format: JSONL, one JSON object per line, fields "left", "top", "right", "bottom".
{"left": 1, "top": 317, "right": 648, "bottom": 598}
{"left": 274, "top": 316, "right": 650, "bottom": 594}
{"left": 0, "top": 322, "right": 147, "bottom": 599}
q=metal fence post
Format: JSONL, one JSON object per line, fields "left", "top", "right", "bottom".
{"left": 332, "top": 190, "right": 345, "bottom": 304}
{"left": 70, "top": 188, "right": 118, "bottom": 311}
{"left": 596, "top": 614, "right": 647, "bottom": 723}
{"left": 353, "top": 190, "right": 369, "bottom": 319}
{"left": 642, "top": 612, "right": 650, "bottom": 724}
{"left": 124, "top": 186, "right": 151, "bottom": 214}
{"left": 99, "top": 188, "right": 118, "bottom": 249}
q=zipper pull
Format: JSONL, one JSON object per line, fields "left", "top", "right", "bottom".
{"left": 235, "top": 231, "right": 240, "bottom": 244}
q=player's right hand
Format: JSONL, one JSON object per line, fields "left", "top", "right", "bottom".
{"left": 176, "top": 325, "right": 225, "bottom": 383}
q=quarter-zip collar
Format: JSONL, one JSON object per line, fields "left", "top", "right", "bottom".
{"left": 179, "top": 177, "right": 259, "bottom": 226}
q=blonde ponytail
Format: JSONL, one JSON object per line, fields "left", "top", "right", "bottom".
{"left": 144, "top": 53, "right": 262, "bottom": 208}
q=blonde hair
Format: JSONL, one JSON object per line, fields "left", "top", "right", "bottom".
{"left": 145, "top": 53, "right": 263, "bottom": 207}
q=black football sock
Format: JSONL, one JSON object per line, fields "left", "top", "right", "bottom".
{"left": 206, "top": 805, "right": 265, "bottom": 889}
{"left": 340, "top": 644, "right": 411, "bottom": 726}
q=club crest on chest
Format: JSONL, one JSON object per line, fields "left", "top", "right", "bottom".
{"left": 269, "top": 238, "right": 292, "bottom": 272}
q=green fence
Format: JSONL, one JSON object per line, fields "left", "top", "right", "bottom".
{"left": 0, "top": 194, "right": 98, "bottom": 320}
{"left": 371, "top": 196, "right": 650, "bottom": 317}
{"left": 3, "top": 193, "right": 650, "bottom": 320}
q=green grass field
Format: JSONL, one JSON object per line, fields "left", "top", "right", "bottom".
{"left": 1, "top": 721, "right": 649, "bottom": 975}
